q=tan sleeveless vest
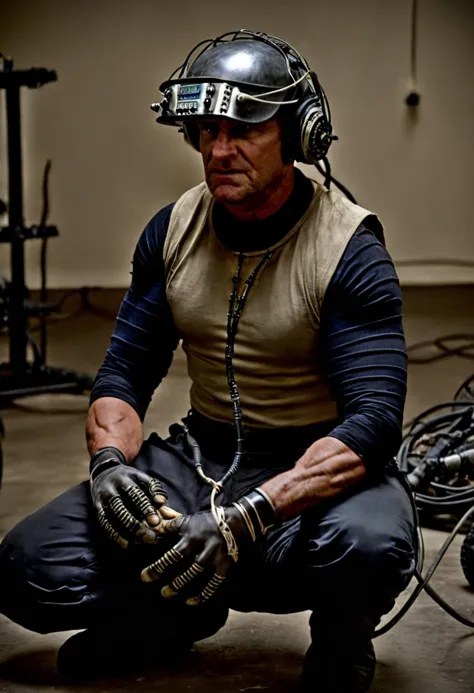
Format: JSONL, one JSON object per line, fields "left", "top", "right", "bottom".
{"left": 163, "top": 180, "right": 382, "bottom": 429}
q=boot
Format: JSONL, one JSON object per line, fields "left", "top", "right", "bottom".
{"left": 300, "top": 638, "right": 376, "bottom": 692}
{"left": 57, "top": 625, "right": 193, "bottom": 681}
{"left": 57, "top": 601, "right": 228, "bottom": 682}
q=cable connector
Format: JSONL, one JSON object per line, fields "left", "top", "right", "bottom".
{"left": 440, "top": 448, "right": 474, "bottom": 472}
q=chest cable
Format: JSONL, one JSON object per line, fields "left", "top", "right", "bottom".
{"left": 181, "top": 250, "right": 273, "bottom": 559}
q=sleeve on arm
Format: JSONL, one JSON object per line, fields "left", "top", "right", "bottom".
{"left": 319, "top": 224, "right": 407, "bottom": 469}
{"left": 89, "top": 203, "right": 180, "bottom": 421}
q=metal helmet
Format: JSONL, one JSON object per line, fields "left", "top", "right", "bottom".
{"left": 151, "top": 30, "right": 336, "bottom": 163}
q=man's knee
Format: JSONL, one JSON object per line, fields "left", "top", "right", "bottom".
{"left": 304, "top": 497, "right": 416, "bottom": 594}
{"left": 0, "top": 527, "right": 98, "bottom": 634}
{"left": 339, "top": 478, "right": 416, "bottom": 593}
{"left": 340, "top": 516, "right": 415, "bottom": 586}
{"left": 0, "top": 537, "right": 44, "bottom": 632}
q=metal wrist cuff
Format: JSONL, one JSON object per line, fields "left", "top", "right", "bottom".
{"left": 254, "top": 487, "right": 278, "bottom": 514}
{"left": 232, "top": 501, "right": 257, "bottom": 542}
{"left": 237, "top": 488, "right": 279, "bottom": 537}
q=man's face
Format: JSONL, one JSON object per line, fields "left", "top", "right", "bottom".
{"left": 197, "top": 117, "right": 290, "bottom": 212}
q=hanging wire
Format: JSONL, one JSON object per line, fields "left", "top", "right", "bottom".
{"left": 236, "top": 71, "right": 309, "bottom": 105}
{"left": 410, "top": 0, "right": 419, "bottom": 86}
{"left": 183, "top": 252, "right": 272, "bottom": 518}
{"left": 315, "top": 158, "right": 357, "bottom": 203}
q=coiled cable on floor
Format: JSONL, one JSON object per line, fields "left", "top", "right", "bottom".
{"left": 375, "top": 373, "right": 474, "bottom": 635}
{"left": 397, "top": 372, "right": 474, "bottom": 514}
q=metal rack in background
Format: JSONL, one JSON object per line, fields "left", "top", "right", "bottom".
{"left": 0, "top": 55, "right": 93, "bottom": 403}
{"left": 0, "top": 55, "right": 94, "bottom": 485}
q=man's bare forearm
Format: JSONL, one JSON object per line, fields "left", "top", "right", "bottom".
{"left": 261, "top": 437, "right": 367, "bottom": 520}
{"left": 86, "top": 397, "right": 143, "bottom": 462}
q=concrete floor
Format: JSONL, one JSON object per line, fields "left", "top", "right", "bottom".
{"left": 1, "top": 286, "right": 474, "bottom": 692}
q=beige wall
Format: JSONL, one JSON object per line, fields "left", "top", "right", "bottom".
{"left": 1, "top": 0, "right": 473, "bottom": 288}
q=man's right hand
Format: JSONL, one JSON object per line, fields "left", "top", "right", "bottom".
{"left": 90, "top": 446, "right": 181, "bottom": 549}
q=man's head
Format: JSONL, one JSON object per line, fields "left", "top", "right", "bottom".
{"left": 152, "top": 31, "right": 335, "bottom": 214}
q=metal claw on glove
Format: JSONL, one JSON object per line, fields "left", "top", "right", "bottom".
{"left": 160, "top": 562, "right": 204, "bottom": 597}
{"left": 140, "top": 512, "right": 233, "bottom": 605}
{"left": 140, "top": 488, "right": 278, "bottom": 606}
{"left": 185, "top": 573, "right": 227, "bottom": 606}
{"left": 90, "top": 446, "right": 181, "bottom": 549}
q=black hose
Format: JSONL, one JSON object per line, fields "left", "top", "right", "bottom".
{"left": 407, "top": 334, "right": 474, "bottom": 364}
{"left": 403, "top": 402, "right": 473, "bottom": 437}
{"left": 184, "top": 252, "right": 272, "bottom": 493}
{"left": 373, "top": 375, "right": 474, "bottom": 634}
{"left": 454, "top": 374, "right": 474, "bottom": 402}
{"left": 375, "top": 496, "right": 474, "bottom": 636}
{"left": 314, "top": 158, "right": 357, "bottom": 204}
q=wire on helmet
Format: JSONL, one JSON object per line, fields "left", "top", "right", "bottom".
{"left": 236, "top": 70, "right": 310, "bottom": 106}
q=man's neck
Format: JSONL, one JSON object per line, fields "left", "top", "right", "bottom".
{"left": 222, "top": 165, "right": 295, "bottom": 222}
{"left": 212, "top": 168, "right": 314, "bottom": 253}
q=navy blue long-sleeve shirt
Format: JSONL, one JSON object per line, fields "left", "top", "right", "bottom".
{"left": 91, "top": 173, "right": 407, "bottom": 468}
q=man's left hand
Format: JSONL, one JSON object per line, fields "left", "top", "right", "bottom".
{"left": 140, "top": 489, "right": 278, "bottom": 606}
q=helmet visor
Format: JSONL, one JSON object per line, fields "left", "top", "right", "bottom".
{"left": 154, "top": 76, "right": 295, "bottom": 125}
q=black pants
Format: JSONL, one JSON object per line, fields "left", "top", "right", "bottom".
{"left": 0, "top": 423, "right": 416, "bottom": 652}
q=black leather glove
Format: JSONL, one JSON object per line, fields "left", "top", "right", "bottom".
{"left": 90, "top": 446, "right": 181, "bottom": 549}
{"left": 141, "top": 488, "right": 278, "bottom": 605}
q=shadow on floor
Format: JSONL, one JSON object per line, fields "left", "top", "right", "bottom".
{"left": 0, "top": 649, "right": 61, "bottom": 688}
{"left": 374, "top": 660, "right": 412, "bottom": 692}
{"left": 0, "top": 645, "right": 304, "bottom": 692}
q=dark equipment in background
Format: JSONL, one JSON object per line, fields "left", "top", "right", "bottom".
{"left": 367, "top": 372, "right": 474, "bottom": 639}
{"left": 398, "top": 373, "right": 474, "bottom": 590}
{"left": 0, "top": 55, "right": 94, "bottom": 485}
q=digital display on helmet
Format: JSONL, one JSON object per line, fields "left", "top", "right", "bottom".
{"left": 178, "top": 84, "right": 202, "bottom": 98}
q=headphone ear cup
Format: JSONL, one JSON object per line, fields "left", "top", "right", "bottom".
{"left": 293, "top": 96, "right": 333, "bottom": 164}
{"left": 182, "top": 123, "right": 201, "bottom": 151}
{"left": 286, "top": 102, "right": 306, "bottom": 163}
